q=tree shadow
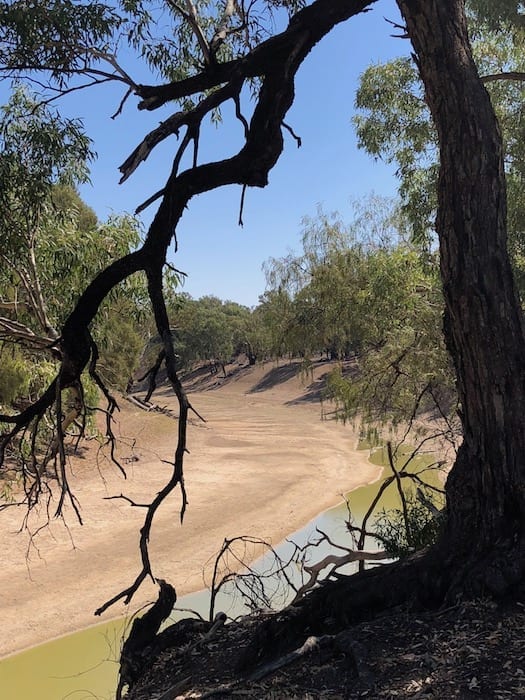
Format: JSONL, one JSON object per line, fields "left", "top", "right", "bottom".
{"left": 248, "top": 363, "right": 301, "bottom": 393}
{"left": 284, "top": 370, "right": 331, "bottom": 405}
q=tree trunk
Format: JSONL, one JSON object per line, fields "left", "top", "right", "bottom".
{"left": 398, "top": 0, "right": 525, "bottom": 594}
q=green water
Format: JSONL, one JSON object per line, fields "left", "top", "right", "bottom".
{"left": 0, "top": 588, "right": 216, "bottom": 700}
{"left": 344, "top": 443, "right": 444, "bottom": 520}
{"left": 0, "top": 618, "right": 126, "bottom": 700}
{"left": 0, "top": 445, "right": 444, "bottom": 700}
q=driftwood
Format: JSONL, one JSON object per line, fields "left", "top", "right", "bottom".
{"left": 290, "top": 549, "right": 390, "bottom": 605}
{"left": 125, "top": 394, "right": 179, "bottom": 419}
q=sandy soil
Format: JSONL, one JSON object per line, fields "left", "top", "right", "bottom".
{"left": 0, "top": 359, "right": 382, "bottom": 658}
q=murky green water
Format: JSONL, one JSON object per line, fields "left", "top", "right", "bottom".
{"left": 0, "top": 592, "right": 212, "bottom": 700}
{"left": 0, "top": 618, "right": 125, "bottom": 700}
{"left": 0, "top": 444, "right": 444, "bottom": 700}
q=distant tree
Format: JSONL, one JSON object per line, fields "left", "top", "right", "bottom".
{"left": 263, "top": 198, "right": 442, "bottom": 369}
{"left": 164, "top": 294, "right": 253, "bottom": 374}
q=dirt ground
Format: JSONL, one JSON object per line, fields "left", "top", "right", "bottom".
{"left": 0, "top": 358, "right": 382, "bottom": 658}
{"left": 128, "top": 594, "right": 525, "bottom": 699}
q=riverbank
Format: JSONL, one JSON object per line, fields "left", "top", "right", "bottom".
{"left": 0, "top": 359, "right": 383, "bottom": 658}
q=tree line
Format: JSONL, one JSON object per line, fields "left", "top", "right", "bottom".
{"left": 2, "top": 0, "right": 523, "bottom": 435}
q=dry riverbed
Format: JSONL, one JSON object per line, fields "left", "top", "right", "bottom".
{"left": 0, "top": 359, "right": 382, "bottom": 658}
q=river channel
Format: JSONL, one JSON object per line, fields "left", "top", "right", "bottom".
{"left": 0, "top": 446, "right": 442, "bottom": 699}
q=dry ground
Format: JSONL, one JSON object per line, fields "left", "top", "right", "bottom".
{"left": 128, "top": 596, "right": 525, "bottom": 699}
{"left": 120, "top": 363, "right": 524, "bottom": 700}
{"left": 0, "top": 358, "right": 381, "bottom": 658}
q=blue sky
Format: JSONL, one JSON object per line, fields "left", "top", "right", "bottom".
{"left": 6, "top": 0, "right": 411, "bottom": 307}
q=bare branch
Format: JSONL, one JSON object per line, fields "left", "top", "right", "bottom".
{"left": 290, "top": 548, "right": 390, "bottom": 604}
{"left": 481, "top": 71, "right": 525, "bottom": 84}
{"left": 282, "top": 121, "right": 302, "bottom": 147}
{"left": 111, "top": 86, "right": 134, "bottom": 119}
{"left": 119, "top": 78, "right": 244, "bottom": 183}
{"left": 0, "top": 316, "right": 56, "bottom": 352}
{"left": 387, "top": 441, "right": 411, "bottom": 547}
{"left": 238, "top": 184, "right": 247, "bottom": 226}
{"left": 105, "top": 494, "right": 150, "bottom": 508}
{"left": 135, "top": 188, "right": 166, "bottom": 214}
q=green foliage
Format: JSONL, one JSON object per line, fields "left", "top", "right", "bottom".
{"left": 0, "top": 1, "right": 122, "bottom": 85}
{"left": 260, "top": 199, "right": 456, "bottom": 431}
{"left": 0, "top": 350, "right": 30, "bottom": 406}
{"left": 469, "top": 0, "right": 525, "bottom": 30}
{"left": 261, "top": 197, "right": 443, "bottom": 364}
{"left": 374, "top": 488, "right": 445, "bottom": 558}
{"left": 353, "top": 14, "right": 524, "bottom": 261}
{"left": 0, "top": 346, "right": 57, "bottom": 419}
{"left": 0, "top": 86, "right": 155, "bottom": 404}
{"left": 164, "top": 294, "right": 254, "bottom": 371}
{"left": 0, "top": 84, "right": 93, "bottom": 205}
{"left": 0, "top": 0, "right": 306, "bottom": 93}
{"left": 354, "top": 59, "right": 437, "bottom": 245}
{"left": 324, "top": 255, "right": 453, "bottom": 426}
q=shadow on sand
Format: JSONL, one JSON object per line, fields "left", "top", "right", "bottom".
{"left": 248, "top": 363, "right": 301, "bottom": 393}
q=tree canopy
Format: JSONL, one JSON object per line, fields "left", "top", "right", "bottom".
{"left": 354, "top": 7, "right": 524, "bottom": 253}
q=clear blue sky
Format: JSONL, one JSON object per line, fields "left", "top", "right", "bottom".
{"left": 8, "top": 0, "right": 411, "bottom": 307}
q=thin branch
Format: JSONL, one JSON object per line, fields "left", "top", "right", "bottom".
{"left": 238, "top": 184, "right": 247, "bottom": 226}
{"left": 135, "top": 188, "right": 166, "bottom": 215}
{"left": 167, "top": 0, "right": 212, "bottom": 66}
{"left": 105, "top": 494, "right": 150, "bottom": 508}
{"left": 111, "top": 86, "right": 134, "bottom": 119}
{"left": 282, "top": 121, "right": 302, "bottom": 147}
{"left": 387, "top": 441, "right": 411, "bottom": 547}
{"left": 481, "top": 71, "right": 525, "bottom": 84}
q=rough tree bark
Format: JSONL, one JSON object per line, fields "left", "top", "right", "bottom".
{"left": 398, "top": 0, "right": 525, "bottom": 595}
{"left": 238, "top": 1, "right": 525, "bottom": 663}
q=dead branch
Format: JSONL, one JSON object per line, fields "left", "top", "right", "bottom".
{"left": 117, "top": 579, "right": 177, "bottom": 700}
{"left": 387, "top": 441, "right": 411, "bottom": 547}
{"left": 290, "top": 548, "right": 390, "bottom": 605}
{"left": 1, "top": 0, "right": 376, "bottom": 614}
{"left": 205, "top": 534, "right": 313, "bottom": 620}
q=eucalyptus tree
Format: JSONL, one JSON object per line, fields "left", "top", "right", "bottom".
{"left": 0, "top": 86, "right": 147, "bottom": 474}
{"left": 354, "top": 3, "right": 524, "bottom": 258}
{"left": 263, "top": 198, "right": 435, "bottom": 362}
{"left": 0, "top": 0, "right": 524, "bottom": 630}
{"left": 166, "top": 294, "right": 252, "bottom": 372}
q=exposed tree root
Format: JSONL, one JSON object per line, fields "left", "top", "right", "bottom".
{"left": 237, "top": 550, "right": 440, "bottom": 671}
{"left": 241, "top": 533, "right": 525, "bottom": 674}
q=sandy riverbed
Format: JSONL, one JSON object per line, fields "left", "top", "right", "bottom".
{"left": 0, "top": 359, "right": 382, "bottom": 658}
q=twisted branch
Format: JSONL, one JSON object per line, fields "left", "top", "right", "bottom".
{"left": 1, "top": 0, "right": 377, "bottom": 612}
